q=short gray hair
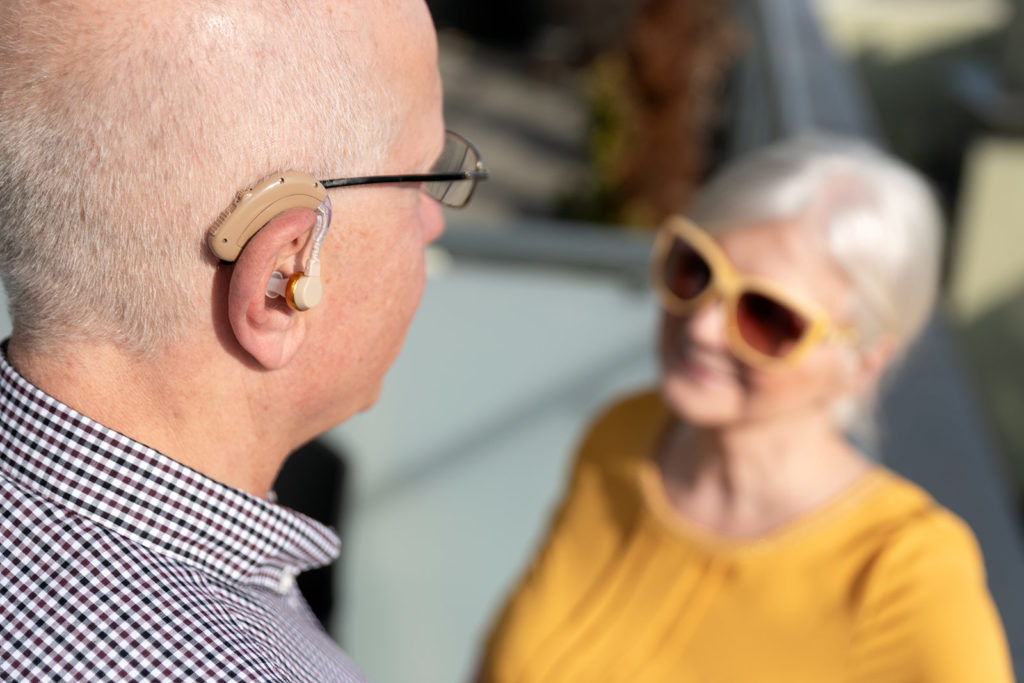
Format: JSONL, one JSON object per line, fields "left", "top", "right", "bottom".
{"left": 0, "top": 0, "right": 399, "bottom": 354}
{"left": 688, "top": 135, "right": 944, "bottom": 438}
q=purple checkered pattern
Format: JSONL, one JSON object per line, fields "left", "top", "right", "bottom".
{"left": 0, "top": 349, "right": 367, "bottom": 682}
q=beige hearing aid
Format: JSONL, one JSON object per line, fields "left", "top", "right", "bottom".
{"left": 208, "top": 172, "right": 332, "bottom": 311}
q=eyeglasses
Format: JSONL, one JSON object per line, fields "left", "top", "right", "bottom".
{"left": 652, "top": 216, "right": 856, "bottom": 369}
{"left": 320, "top": 130, "right": 489, "bottom": 208}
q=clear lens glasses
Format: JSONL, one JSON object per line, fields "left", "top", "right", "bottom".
{"left": 423, "top": 131, "right": 487, "bottom": 208}
{"left": 320, "top": 130, "right": 489, "bottom": 209}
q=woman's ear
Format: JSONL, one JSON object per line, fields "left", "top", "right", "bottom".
{"left": 846, "top": 333, "right": 897, "bottom": 396}
{"left": 226, "top": 207, "right": 317, "bottom": 370}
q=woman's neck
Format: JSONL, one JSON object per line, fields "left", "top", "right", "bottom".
{"left": 658, "top": 410, "right": 872, "bottom": 538}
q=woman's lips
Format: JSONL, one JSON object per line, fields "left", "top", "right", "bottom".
{"left": 665, "top": 340, "right": 737, "bottom": 385}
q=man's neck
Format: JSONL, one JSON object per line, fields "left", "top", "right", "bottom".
{"left": 7, "top": 335, "right": 290, "bottom": 498}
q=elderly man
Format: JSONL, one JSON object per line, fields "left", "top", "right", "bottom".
{"left": 0, "top": 0, "right": 486, "bottom": 680}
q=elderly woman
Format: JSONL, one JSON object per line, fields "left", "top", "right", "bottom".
{"left": 477, "top": 137, "right": 1014, "bottom": 682}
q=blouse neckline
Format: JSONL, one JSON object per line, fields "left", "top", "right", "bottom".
{"left": 635, "top": 400, "right": 889, "bottom": 559}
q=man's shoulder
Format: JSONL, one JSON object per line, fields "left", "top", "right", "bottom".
{"left": 1, "top": 472, "right": 197, "bottom": 582}
{"left": 0, "top": 471, "right": 224, "bottom": 616}
{"left": 0, "top": 475, "right": 288, "bottom": 680}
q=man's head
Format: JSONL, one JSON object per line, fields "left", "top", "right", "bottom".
{"left": 0, "top": 0, "right": 445, "bottom": 433}
{"left": 0, "top": 0, "right": 440, "bottom": 342}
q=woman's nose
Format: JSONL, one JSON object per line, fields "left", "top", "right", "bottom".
{"left": 684, "top": 297, "right": 729, "bottom": 349}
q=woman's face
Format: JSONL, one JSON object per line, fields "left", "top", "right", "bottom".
{"left": 659, "top": 219, "right": 859, "bottom": 428}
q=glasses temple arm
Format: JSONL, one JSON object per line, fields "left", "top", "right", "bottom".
{"left": 320, "top": 169, "right": 488, "bottom": 189}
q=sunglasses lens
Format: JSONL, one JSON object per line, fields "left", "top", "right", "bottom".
{"left": 736, "top": 292, "right": 809, "bottom": 358}
{"left": 664, "top": 237, "right": 712, "bottom": 301}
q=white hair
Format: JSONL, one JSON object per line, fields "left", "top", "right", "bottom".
{"left": 0, "top": 0, "right": 401, "bottom": 355}
{"left": 689, "top": 135, "right": 944, "bottom": 438}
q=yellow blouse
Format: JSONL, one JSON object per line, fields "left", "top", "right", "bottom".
{"left": 479, "top": 391, "right": 1014, "bottom": 683}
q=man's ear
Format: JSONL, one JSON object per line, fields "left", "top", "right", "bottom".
{"left": 227, "top": 207, "right": 317, "bottom": 370}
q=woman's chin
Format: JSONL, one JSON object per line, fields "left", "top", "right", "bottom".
{"left": 660, "top": 370, "right": 741, "bottom": 427}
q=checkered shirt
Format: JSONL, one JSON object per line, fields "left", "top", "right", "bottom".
{"left": 0, "top": 349, "right": 367, "bottom": 682}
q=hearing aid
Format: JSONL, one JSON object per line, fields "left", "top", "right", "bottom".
{"left": 208, "top": 171, "right": 333, "bottom": 311}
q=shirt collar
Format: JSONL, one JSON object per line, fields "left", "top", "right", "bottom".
{"left": 0, "top": 346, "right": 340, "bottom": 591}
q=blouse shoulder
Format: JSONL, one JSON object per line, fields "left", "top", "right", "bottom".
{"left": 848, "top": 472, "right": 1013, "bottom": 682}
{"left": 853, "top": 472, "right": 987, "bottom": 606}
{"left": 573, "top": 388, "right": 666, "bottom": 472}
{"left": 861, "top": 473, "right": 983, "bottom": 572}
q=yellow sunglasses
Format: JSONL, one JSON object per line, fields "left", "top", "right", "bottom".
{"left": 651, "top": 216, "right": 857, "bottom": 369}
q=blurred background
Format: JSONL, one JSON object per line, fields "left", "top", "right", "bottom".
{"left": 9, "top": 0, "right": 1024, "bottom": 681}
{"left": 321, "top": 0, "right": 1024, "bottom": 680}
